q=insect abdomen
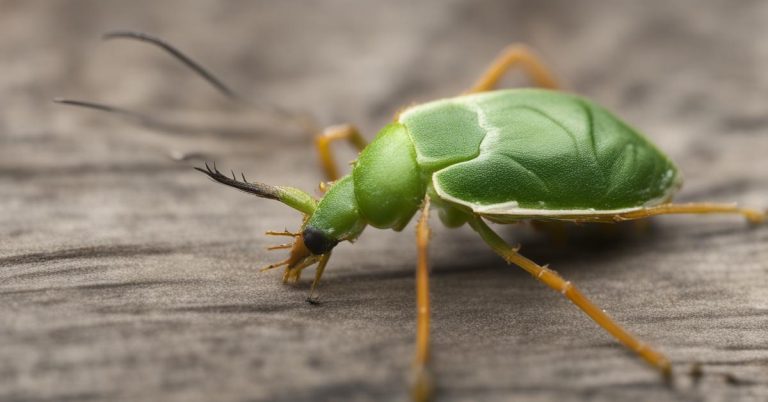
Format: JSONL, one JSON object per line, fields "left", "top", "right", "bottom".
{"left": 402, "top": 89, "right": 680, "bottom": 212}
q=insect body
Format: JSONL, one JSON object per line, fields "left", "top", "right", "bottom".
{"left": 291, "top": 88, "right": 682, "bottom": 260}
{"left": 61, "top": 35, "right": 766, "bottom": 402}
{"left": 198, "top": 55, "right": 764, "bottom": 401}
{"left": 199, "top": 84, "right": 763, "bottom": 400}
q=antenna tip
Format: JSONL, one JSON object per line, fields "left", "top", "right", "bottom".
{"left": 102, "top": 30, "right": 142, "bottom": 41}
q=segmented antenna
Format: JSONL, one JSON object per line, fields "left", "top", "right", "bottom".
{"left": 194, "top": 161, "right": 281, "bottom": 200}
{"left": 103, "top": 30, "right": 240, "bottom": 101}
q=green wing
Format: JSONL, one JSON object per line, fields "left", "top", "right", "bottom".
{"left": 424, "top": 89, "right": 680, "bottom": 213}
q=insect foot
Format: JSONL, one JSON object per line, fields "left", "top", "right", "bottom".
{"left": 410, "top": 365, "right": 434, "bottom": 402}
{"left": 282, "top": 267, "right": 303, "bottom": 284}
{"left": 746, "top": 209, "right": 767, "bottom": 225}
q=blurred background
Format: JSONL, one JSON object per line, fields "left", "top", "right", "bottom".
{"left": 1, "top": 1, "right": 767, "bottom": 401}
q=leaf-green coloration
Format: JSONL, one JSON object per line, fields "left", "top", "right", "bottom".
{"left": 270, "top": 89, "right": 682, "bottom": 247}
{"left": 401, "top": 89, "right": 680, "bottom": 216}
{"left": 399, "top": 101, "right": 487, "bottom": 171}
{"left": 278, "top": 186, "right": 318, "bottom": 215}
{"left": 306, "top": 175, "right": 367, "bottom": 241}
{"left": 307, "top": 176, "right": 365, "bottom": 240}
{"left": 352, "top": 123, "right": 425, "bottom": 230}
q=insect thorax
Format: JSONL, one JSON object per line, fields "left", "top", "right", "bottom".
{"left": 351, "top": 123, "right": 426, "bottom": 230}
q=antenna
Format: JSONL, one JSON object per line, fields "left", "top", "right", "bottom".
{"left": 103, "top": 30, "right": 240, "bottom": 101}
{"left": 53, "top": 98, "right": 156, "bottom": 125}
{"left": 52, "top": 98, "right": 212, "bottom": 137}
{"left": 55, "top": 31, "right": 322, "bottom": 136}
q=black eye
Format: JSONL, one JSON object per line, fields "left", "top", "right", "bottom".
{"left": 302, "top": 227, "right": 339, "bottom": 255}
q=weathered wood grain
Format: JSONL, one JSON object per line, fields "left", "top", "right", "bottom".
{"left": 1, "top": 1, "right": 767, "bottom": 401}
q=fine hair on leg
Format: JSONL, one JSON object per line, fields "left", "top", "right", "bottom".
{"left": 468, "top": 217, "right": 672, "bottom": 375}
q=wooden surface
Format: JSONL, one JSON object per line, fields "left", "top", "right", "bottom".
{"left": 2, "top": 1, "right": 768, "bottom": 401}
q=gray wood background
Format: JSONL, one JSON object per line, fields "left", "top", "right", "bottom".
{"left": 1, "top": 1, "right": 767, "bottom": 401}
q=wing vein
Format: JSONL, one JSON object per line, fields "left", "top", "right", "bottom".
{"left": 581, "top": 101, "right": 600, "bottom": 164}
{"left": 497, "top": 153, "right": 552, "bottom": 195}
{"left": 516, "top": 105, "right": 580, "bottom": 151}
{"left": 604, "top": 142, "right": 635, "bottom": 198}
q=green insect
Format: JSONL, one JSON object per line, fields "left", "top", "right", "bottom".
{"left": 60, "top": 33, "right": 766, "bottom": 402}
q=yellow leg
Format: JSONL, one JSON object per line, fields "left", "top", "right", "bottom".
{"left": 467, "top": 44, "right": 560, "bottom": 93}
{"left": 412, "top": 198, "right": 434, "bottom": 402}
{"left": 468, "top": 217, "right": 672, "bottom": 376}
{"left": 307, "top": 252, "right": 332, "bottom": 303}
{"left": 520, "top": 202, "right": 766, "bottom": 224}
{"left": 613, "top": 203, "right": 765, "bottom": 224}
{"left": 315, "top": 124, "right": 367, "bottom": 181}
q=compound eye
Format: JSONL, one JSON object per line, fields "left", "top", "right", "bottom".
{"left": 302, "top": 227, "right": 339, "bottom": 255}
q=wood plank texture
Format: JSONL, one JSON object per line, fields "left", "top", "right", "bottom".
{"left": 1, "top": 1, "right": 767, "bottom": 401}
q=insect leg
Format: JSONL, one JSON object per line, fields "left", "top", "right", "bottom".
{"left": 467, "top": 44, "right": 560, "bottom": 93}
{"left": 612, "top": 203, "right": 765, "bottom": 224}
{"left": 412, "top": 198, "right": 434, "bottom": 402}
{"left": 468, "top": 217, "right": 672, "bottom": 376}
{"left": 307, "top": 252, "right": 332, "bottom": 303}
{"left": 315, "top": 124, "right": 367, "bottom": 181}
